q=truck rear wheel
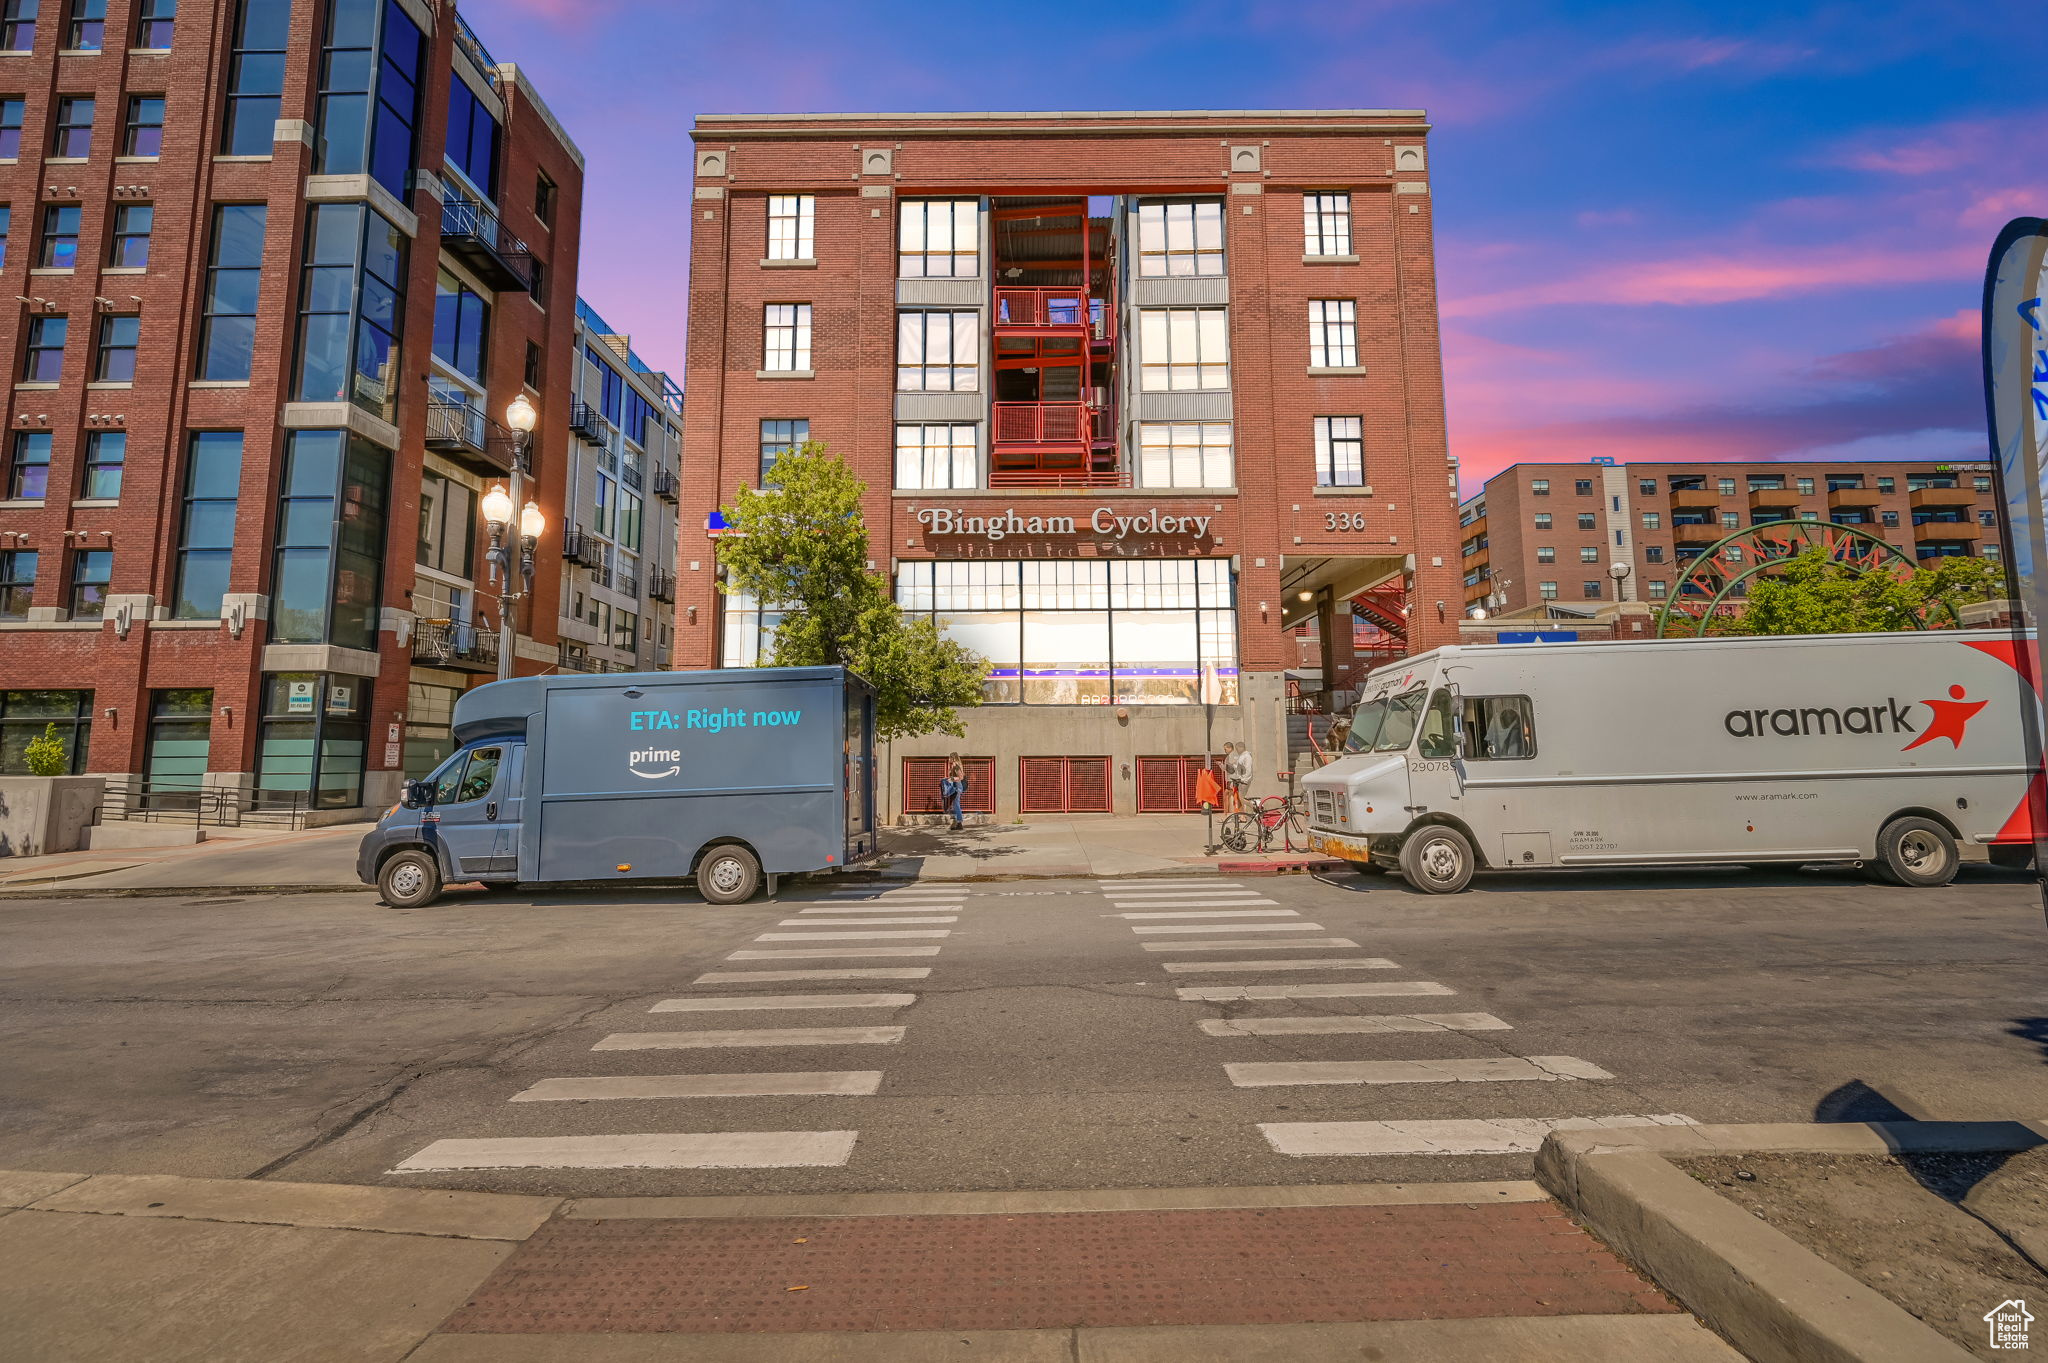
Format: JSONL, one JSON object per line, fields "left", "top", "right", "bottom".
{"left": 698, "top": 845, "right": 762, "bottom": 904}
{"left": 378, "top": 849, "right": 444, "bottom": 908}
{"left": 1398, "top": 825, "right": 1475, "bottom": 894}
{"left": 1874, "top": 816, "right": 1959, "bottom": 888}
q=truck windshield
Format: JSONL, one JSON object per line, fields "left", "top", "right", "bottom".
{"left": 1345, "top": 686, "right": 1428, "bottom": 753}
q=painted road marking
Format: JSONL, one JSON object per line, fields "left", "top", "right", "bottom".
{"left": 1258, "top": 1115, "right": 1698, "bottom": 1158}
{"left": 1113, "top": 909, "right": 1294, "bottom": 919}
{"left": 510, "top": 1072, "right": 884, "bottom": 1101}
{"left": 1225, "top": 1056, "right": 1615, "bottom": 1087}
{"left": 755, "top": 930, "right": 953, "bottom": 940}
{"left": 1143, "top": 938, "right": 1360, "bottom": 951}
{"left": 650, "top": 994, "right": 917, "bottom": 1012}
{"left": 594, "top": 1026, "right": 906, "bottom": 1050}
{"left": 1199, "top": 1013, "right": 1508, "bottom": 1035}
{"left": 778, "top": 917, "right": 958, "bottom": 926}
{"left": 1177, "top": 982, "right": 1454, "bottom": 1001}
{"left": 830, "top": 888, "right": 964, "bottom": 898}
{"left": 1130, "top": 922, "right": 1325, "bottom": 934}
{"left": 696, "top": 968, "right": 932, "bottom": 983}
{"left": 726, "top": 947, "right": 944, "bottom": 960}
{"left": 394, "top": 1131, "right": 859, "bottom": 1171}
{"left": 1159, "top": 958, "right": 1400, "bottom": 974}
{"left": 1108, "top": 902, "right": 1283, "bottom": 911}
{"left": 1097, "top": 880, "right": 1242, "bottom": 888}
{"left": 1106, "top": 890, "right": 1272, "bottom": 900}
{"left": 795, "top": 905, "right": 978, "bottom": 914}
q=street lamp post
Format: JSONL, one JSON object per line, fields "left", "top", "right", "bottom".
{"left": 483, "top": 393, "right": 544, "bottom": 681}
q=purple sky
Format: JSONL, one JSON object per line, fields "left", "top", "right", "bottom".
{"left": 477, "top": 0, "right": 2044, "bottom": 492}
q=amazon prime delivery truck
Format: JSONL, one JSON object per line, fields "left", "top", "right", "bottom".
{"left": 1302, "top": 630, "right": 2041, "bottom": 893}
{"left": 357, "top": 666, "right": 877, "bottom": 907}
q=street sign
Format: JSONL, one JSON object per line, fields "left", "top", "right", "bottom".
{"left": 1497, "top": 631, "right": 1580, "bottom": 643}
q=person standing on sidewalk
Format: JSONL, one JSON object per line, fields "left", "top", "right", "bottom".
{"left": 1224, "top": 742, "right": 1253, "bottom": 813}
{"left": 939, "top": 753, "right": 967, "bottom": 830}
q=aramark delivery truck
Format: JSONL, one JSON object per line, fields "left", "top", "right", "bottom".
{"left": 1302, "top": 630, "right": 2041, "bottom": 893}
{"left": 357, "top": 666, "right": 877, "bottom": 907}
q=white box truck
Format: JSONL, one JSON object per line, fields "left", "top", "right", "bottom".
{"left": 1301, "top": 630, "right": 2041, "bottom": 892}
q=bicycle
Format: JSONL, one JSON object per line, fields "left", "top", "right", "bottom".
{"left": 1219, "top": 793, "right": 1307, "bottom": 854}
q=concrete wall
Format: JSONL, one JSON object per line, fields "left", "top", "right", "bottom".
{"left": 0, "top": 777, "right": 106, "bottom": 858}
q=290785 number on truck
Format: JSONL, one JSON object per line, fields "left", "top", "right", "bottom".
{"left": 1301, "top": 630, "right": 2041, "bottom": 893}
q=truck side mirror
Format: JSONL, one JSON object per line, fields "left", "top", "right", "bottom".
{"left": 402, "top": 779, "right": 436, "bottom": 809}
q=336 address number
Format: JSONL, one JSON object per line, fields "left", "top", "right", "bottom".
{"left": 1325, "top": 512, "right": 1368, "bottom": 531}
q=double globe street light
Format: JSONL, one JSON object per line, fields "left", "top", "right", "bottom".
{"left": 483, "top": 392, "right": 544, "bottom": 681}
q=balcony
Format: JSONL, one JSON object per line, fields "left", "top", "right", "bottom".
{"left": 1828, "top": 484, "right": 1879, "bottom": 509}
{"left": 651, "top": 467, "right": 679, "bottom": 503}
{"left": 1669, "top": 492, "right": 1721, "bottom": 518}
{"left": 568, "top": 402, "right": 608, "bottom": 445}
{"left": 424, "top": 396, "right": 515, "bottom": 474}
{"left": 1672, "top": 521, "right": 1722, "bottom": 546}
{"left": 1913, "top": 518, "right": 1981, "bottom": 542}
{"left": 620, "top": 462, "right": 644, "bottom": 493}
{"left": 1910, "top": 485, "right": 1976, "bottom": 510}
{"left": 987, "top": 467, "right": 1132, "bottom": 489}
{"left": 556, "top": 642, "right": 630, "bottom": 674}
{"left": 647, "top": 569, "right": 676, "bottom": 603}
{"left": 994, "top": 287, "right": 1092, "bottom": 334}
{"left": 616, "top": 571, "right": 640, "bottom": 599}
{"left": 411, "top": 619, "right": 499, "bottom": 672}
{"left": 992, "top": 401, "right": 1094, "bottom": 449}
{"left": 441, "top": 191, "right": 533, "bottom": 292}
{"left": 1748, "top": 486, "right": 1799, "bottom": 513}
{"left": 560, "top": 527, "right": 600, "bottom": 568}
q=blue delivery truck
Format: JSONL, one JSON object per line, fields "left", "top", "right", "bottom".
{"left": 356, "top": 666, "right": 877, "bottom": 908}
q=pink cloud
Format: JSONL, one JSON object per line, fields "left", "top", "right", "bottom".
{"left": 1608, "top": 35, "right": 1819, "bottom": 74}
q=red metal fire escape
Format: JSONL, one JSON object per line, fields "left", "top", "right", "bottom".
{"left": 989, "top": 200, "right": 1121, "bottom": 487}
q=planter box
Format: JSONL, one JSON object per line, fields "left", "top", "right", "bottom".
{"left": 0, "top": 776, "right": 106, "bottom": 858}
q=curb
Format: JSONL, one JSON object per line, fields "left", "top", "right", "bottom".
{"left": 1535, "top": 1119, "right": 2048, "bottom": 1363}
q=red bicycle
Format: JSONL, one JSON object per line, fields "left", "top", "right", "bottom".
{"left": 1219, "top": 793, "right": 1307, "bottom": 853}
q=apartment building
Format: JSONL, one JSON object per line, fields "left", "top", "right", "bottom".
{"left": 1461, "top": 459, "right": 2003, "bottom": 618}
{"left": 678, "top": 109, "right": 1463, "bottom": 819}
{"left": 0, "top": 0, "right": 586, "bottom": 817}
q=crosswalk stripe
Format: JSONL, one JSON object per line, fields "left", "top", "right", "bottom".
{"left": 595, "top": 1026, "right": 905, "bottom": 1050}
{"left": 779, "top": 917, "right": 957, "bottom": 926}
{"left": 651, "top": 994, "right": 916, "bottom": 1012}
{"left": 756, "top": 930, "right": 952, "bottom": 940}
{"left": 796, "top": 905, "right": 976, "bottom": 914}
{"left": 1258, "top": 1115, "right": 1698, "bottom": 1158}
{"left": 696, "top": 968, "right": 931, "bottom": 983}
{"left": 1097, "top": 880, "right": 1241, "bottom": 888}
{"left": 727, "top": 946, "right": 943, "bottom": 960}
{"left": 393, "top": 1131, "right": 859, "bottom": 1171}
{"left": 1199, "top": 1013, "right": 1507, "bottom": 1035}
{"left": 1144, "top": 938, "right": 1359, "bottom": 951}
{"left": 830, "top": 887, "right": 963, "bottom": 897}
{"left": 1106, "top": 889, "right": 1271, "bottom": 899}
{"left": 1130, "top": 922, "right": 1324, "bottom": 934}
{"left": 1225, "top": 1056, "right": 1614, "bottom": 1087}
{"left": 1160, "top": 958, "right": 1399, "bottom": 974}
{"left": 1113, "top": 909, "right": 1292, "bottom": 919}
{"left": 1177, "top": 982, "right": 1453, "bottom": 1000}
{"left": 1109, "top": 901, "right": 1282, "bottom": 911}
{"left": 510, "top": 1071, "right": 884, "bottom": 1101}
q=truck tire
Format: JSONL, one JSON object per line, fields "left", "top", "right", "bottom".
{"left": 698, "top": 844, "right": 762, "bottom": 904}
{"left": 1873, "top": 816, "right": 1959, "bottom": 888}
{"left": 1398, "top": 825, "right": 1476, "bottom": 894}
{"left": 378, "top": 849, "right": 444, "bottom": 908}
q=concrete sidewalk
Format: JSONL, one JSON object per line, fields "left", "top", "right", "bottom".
{"left": 0, "top": 1168, "right": 1746, "bottom": 1362}
{"left": 0, "top": 821, "right": 372, "bottom": 892}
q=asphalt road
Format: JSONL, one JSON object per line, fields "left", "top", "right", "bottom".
{"left": 1, "top": 865, "right": 2043, "bottom": 1199}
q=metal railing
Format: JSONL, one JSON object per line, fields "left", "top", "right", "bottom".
{"left": 560, "top": 527, "right": 599, "bottom": 567}
{"left": 651, "top": 466, "right": 679, "bottom": 501}
{"left": 441, "top": 191, "right": 534, "bottom": 291}
{"left": 647, "top": 569, "right": 676, "bottom": 602}
{"left": 615, "top": 571, "right": 639, "bottom": 599}
{"left": 410, "top": 619, "right": 499, "bottom": 669}
{"left": 97, "top": 780, "right": 309, "bottom": 830}
{"left": 994, "top": 287, "right": 1089, "bottom": 328}
{"left": 568, "top": 402, "right": 607, "bottom": 444}
{"left": 620, "top": 462, "right": 644, "bottom": 492}
{"left": 992, "top": 401, "right": 1095, "bottom": 445}
{"left": 452, "top": 8, "right": 501, "bottom": 89}
{"left": 986, "top": 466, "right": 1131, "bottom": 489}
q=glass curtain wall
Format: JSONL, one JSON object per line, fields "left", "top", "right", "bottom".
{"left": 312, "top": 0, "right": 424, "bottom": 197}
{"left": 255, "top": 673, "right": 371, "bottom": 809}
{"left": 295, "top": 203, "right": 407, "bottom": 423}
{"left": 270, "top": 430, "right": 389, "bottom": 648}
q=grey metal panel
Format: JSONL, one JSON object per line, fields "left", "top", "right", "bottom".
{"left": 895, "top": 392, "right": 985, "bottom": 423}
{"left": 1130, "top": 277, "right": 1230, "bottom": 307}
{"left": 1136, "top": 391, "right": 1235, "bottom": 422}
{"left": 897, "top": 279, "right": 984, "bottom": 307}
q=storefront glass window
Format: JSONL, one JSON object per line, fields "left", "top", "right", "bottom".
{"left": 256, "top": 672, "right": 371, "bottom": 809}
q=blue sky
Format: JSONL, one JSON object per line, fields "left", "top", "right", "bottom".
{"left": 475, "top": 0, "right": 2042, "bottom": 490}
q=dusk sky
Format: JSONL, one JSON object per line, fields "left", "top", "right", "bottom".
{"left": 475, "top": 0, "right": 2040, "bottom": 493}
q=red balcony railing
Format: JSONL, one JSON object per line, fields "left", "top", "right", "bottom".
{"left": 993, "top": 401, "right": 1094, "bottom": 446}
{"left": 987, "top": 467, "right": 1132, "bottom": 489}
{"left": 994, "top": 288, "right": 1089, "bottom": 330}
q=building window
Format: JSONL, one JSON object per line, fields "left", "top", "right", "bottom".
{"left": 1571, "top": 478, "right": 1590, "bottom": 495}
{"left": 6, "top": 430, "right": 48, "bottom": 497}
{"left": 1723, "top": 546, "right": 1744, "bottom": 563}
{"left": 143, "top": 688, "right": 212, "bottom": 806}
{"left": 1303, "top": 191, "right": 1351, "bottom": 256}
{"left": 0, "top": 549, "right": 33, "bottom": 618}
{"left": 81, "top": 429, "right": 123, "bottom": 497}
{"left": 1538, "top": 581, "right": 1558, "bottom": 600}
{"left": 270, "top": 429, "right": 389, "bottom": 648}
{"left": 1138, "top": 308, "right": 1228, "bottom": 391}
{"left": 1980, "top": 508, "right": 1999, "bottom": 528}
{"left": 23, "top": 315, "right": 65, "bottom": 381}
{"left": 760, "top": 417, "right": 807, "bottom": 482}
{"left": 2, "top": 0, "right": 36, "bottom": 50}
{"left": 431, "top": 268, "right": 488, "bottom": 381}
{"left": 171, "top": 431, "right": 239, "bottom": 617}
{"left": 200, "top": 203, "right": 265, "bottom": 381}
{"left": 0, "top": 205, "right": 10, "bottom": 268}
{"left": 1531, "top": 478, "right": 1550, "bottom": 495}
{"left": 1579, "top": 545, "right": 1599, "bottom": 562}
{"left": 122, "top": 95, "right": 164, "bottom": 156}
{"left": 763, "top": 302, "right": 811, "bottom": 371}
{"left": 533, "top": 170, "right": 555, "bottom": 226}
{"left": 0, "top": 690, "right": 90, "bottom": 774}
{"left": 1646, "top": 545, "right": 1664, "bottom": 563}
{"left": 896, "top": 310, "right": 978, "bottom": 391}
{"left": 526, "top": 256, "right": 545, "bottom": 307}
{"left": 1638, "top": 478, "right": 1656, "bottom": 495}
{"left": 1974, "top": 475, "right": 1993, "bottom": 492}
{"left": 37, "top": 202, "right": 80, "bottom": 267}
{"left": 898, "top": 199, "right": 977, "bottom": 278}
{"left": 69, "top": 548, "right": 110, "bottom": 617}
{"left": 415, "top": 467, "right": 474, "bottom": 578}
{"left": 1716, "top": 477, "right": 1736, "bottom": 495}
{"left": 1313, "top": 415, "right": 1364, "bottom": 487}
{"left": 295, "top": 203, "right": 406, "bottom": 420}
{"left": 1535, "top": 546, "right": 1555, "bottom": 563}
{"left": 1582, "top": 579, "right": 1602, "bottom": 599}
{"left": 1720, "top": 511, "right": 1740, "bottom": 529}
{"left": 897, "top": 558, "right": 1237, "bottom": 707}
{"left": 767, "top": 193, "right": 813, "bottom": 261}
{"left": 1640, "top": 511, "right": 1660, "bottom": 530}
{"left": 135, "top": 0, "right": 172, "bottom": 47}
{"left": 1533, "top": 511, "right": 1552, "bottom": 529}
{"left": 64, "top": 0, "right": 101, "bottom": 47}
{"left": 1877, "top": 476, "right": 1894, "bottom": 492}
{"left": 444, "top": 77, "right": 499, "bottom": 197}
{"left": 1647, "top": 579, "right": 1667, "bottom": 599}
{"left": 1796, "top": 476, "right": 1815, "bottom": 495}
{"left": 0, "top": 97, "right": 21, "bottom": 157}
{"left": 315, "top": 0, "right": 425, "bottom": 197}
{"left": 1135, "top": 200, "right": 1224, "bottom": 277}
{"left": 1308, "top": 299, "right": 1357, "bottom": 368}
{"left": 718, "top": 588, "right": 781, "bottom": 668}
{"left": 107, "top": 202, "right": 150, "bottom": 267}
{"left": 256, "top": 673, "right": 371, "bottom": 809}
{"left": 221, "top": 0, "right": 286, "bottom": 155}
{"left": 1881, "top": 510, "right": 1899, "bottom": 527}
{"left": 523, "top": 339, "right": 541, "bottom": 388}
{"left": 1138, "top": 421, "right": 1232, "bottom": 489}
{"left": 1576, "top": 512, "right": 1595, "bottom": 530}
{"left": 51, "top": 95, "right": 91, "bottom": 156}
{"left": 94, "top": 314, "right": 138, "bottom": 381}
{"left": 616, "top": 490, "right": 642, "bottom": 551}
{"left": 895, "top": 423, "right": 976, "bottom": 490}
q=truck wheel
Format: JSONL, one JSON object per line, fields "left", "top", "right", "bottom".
{"left": 1399, "top": 825, "right": 1475, "bottom": 894}
{"left": 1874, "top": 817, "right": 1958, "bottom": 888}
{"left": 378, "top": 850, "right": 443, "bottom": 908}
{"left": 698, "top": 845, "right": 762, "bottom": 904}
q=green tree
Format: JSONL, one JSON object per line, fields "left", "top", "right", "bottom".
{"left": 1717, "top": 545, "right": 2005, "bottom": 636}
{"left": 23, "top": 722, "right": 68, "bottom": 777}
{"left": 718, "top": 443, "right": 988, "bottom": 740}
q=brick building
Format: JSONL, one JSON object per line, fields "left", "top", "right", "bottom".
{"left": 677, "top": 109, "right": 1463, "bottom": 820}
{"left": 0, "top": 0, "right": 598, "bottom": 818}
{"left": 1460, "top": 460, "right": 2005, "bottom": 624}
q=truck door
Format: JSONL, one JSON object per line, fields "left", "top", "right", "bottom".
{"left": 1410, "top": 688, "right": 1467, "bottom": 817}
{"left": 427, "top": 743, "right": 514, "bottom": 880}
